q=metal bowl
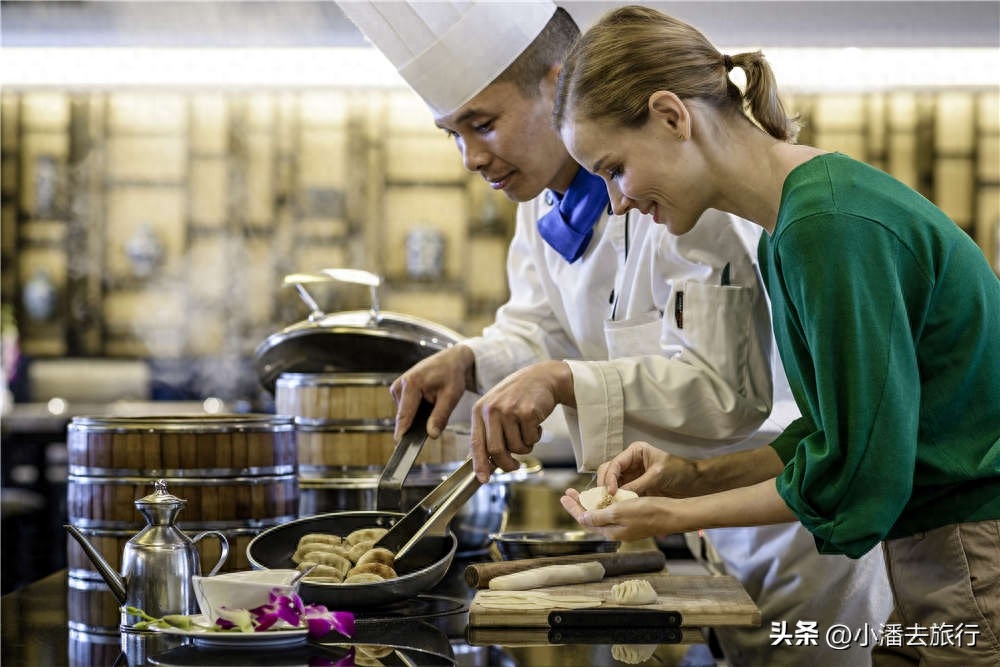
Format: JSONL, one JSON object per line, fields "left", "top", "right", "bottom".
{"left": 490, "top": 530, "right": 620, "bottom": 560}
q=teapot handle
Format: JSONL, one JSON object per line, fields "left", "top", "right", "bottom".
{"left": 191, "top": 530, "right": 230, "bottom": 576}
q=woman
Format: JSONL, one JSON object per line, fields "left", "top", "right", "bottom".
{"left": 553, "top": 6, "right": 1000, "bottom": 665}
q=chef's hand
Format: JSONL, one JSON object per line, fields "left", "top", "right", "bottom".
{"left": 391, "top": 345, "right": 477, "bottom": 441}
{"left": 470, "top": 360, "right": 574, "bottom": 483}
{"left": 597, "top": 441, "right": 700, "bottom": 498}
{"left": 560, "top": 490, "right": 678, "bottom": 542}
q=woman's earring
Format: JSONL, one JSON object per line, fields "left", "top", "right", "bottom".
{"left": 676, "top": 134, "right": 685, "bottom": 141}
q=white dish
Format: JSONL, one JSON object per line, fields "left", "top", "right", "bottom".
{"left": 193, "top": 569, "right": 301, "bottom": 621}
{"left": 149, "top": 615, "right": 308, "bottom": 648}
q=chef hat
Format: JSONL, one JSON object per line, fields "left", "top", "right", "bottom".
{"left": 339, "top": 1, "right": 558, "bottom": 114}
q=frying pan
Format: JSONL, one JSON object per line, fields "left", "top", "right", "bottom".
{"left": 247, "top": 401, "right": 469, "bottom": 608}
{"left": 246, "top": 510, "right": 457, "bottom": 609}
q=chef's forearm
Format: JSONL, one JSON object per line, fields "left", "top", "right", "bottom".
{"left": 689, "top": 446, "right": 785, "bottom": 496}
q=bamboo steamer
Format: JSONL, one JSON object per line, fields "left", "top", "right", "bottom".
{"left": 275, "top": 372, "right": 397, "bottom": 422}
{"left": 294, "top": 419, "right": 468, "bottom": 472}
{"left": 65, "top": 414, "right": 298, "bottom": 633}
{"left": 275, "top": 370, "right": 468, "bottom": 476}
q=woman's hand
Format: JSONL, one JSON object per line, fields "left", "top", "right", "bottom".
{"left": 560, "top": 491, "right": 684, "bottom": 542}
{"left": 597, "top": 441, "right": 700, "bottom": 497}
{"left": 562, "top": 478, "right": 799, "bottom": 542}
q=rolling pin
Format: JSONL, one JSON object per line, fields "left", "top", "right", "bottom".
{"left": 464, "top": 549, "right": 667, "bottom": 589}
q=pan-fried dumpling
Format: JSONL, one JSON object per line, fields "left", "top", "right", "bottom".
{"left": 348, "top": 562, "right": 397, "bottom": 580}
{"left": 355, "top": 547, "right": 395, "bottom": 568}
{"left": 343, "top": 572, "right": 385, "bottom": 584}
{"left": 298, "top": 533, "right": 342, "bottom": 547}
{"left": 578, "top": 485, "right": 638, "bottom": 511}
{"left": 345, "top": 527, "right": 388, "bottom": 546}
{"left": 302, "top": 550, "right": 352, "bottom": 578}
{"left": 292, "top": 542, "right": 352, "bottom": 564}
{"left": 347, "top": 540, "right": 376, "bottom": 563}
{"left": 297, "top": 561, "right": 344, "bottom": 581}
{"left": 610, "top": 578, "right": 658, "bottom": 605}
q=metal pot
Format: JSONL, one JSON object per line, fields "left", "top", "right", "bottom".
{"left": 254, "top": 269, "right": 464, "bottom": 391}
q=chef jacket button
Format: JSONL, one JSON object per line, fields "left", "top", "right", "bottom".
{"left": 545, "top": 191, "right": 554, "bottom": 206}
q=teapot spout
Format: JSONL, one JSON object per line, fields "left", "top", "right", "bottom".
{"left": 65, "top": 524, "right": 127, "bottom": 604}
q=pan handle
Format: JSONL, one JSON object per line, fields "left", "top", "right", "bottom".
{"left": 282, "top": 268, "right": 385, "bottom": 324}
{"left": 281, "top": 273, "right": 328, "bottom": 322}
{"left": 321, "top": 268, "right": 382, "bottom": 324}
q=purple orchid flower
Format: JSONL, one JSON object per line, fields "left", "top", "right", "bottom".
{"left": 302, "top": 602, "right": 355, "bottom": 639}
{"left": 250, "top": 589, "right": 305, "bottom": 632}
{"left": 248, "top": 588, "right": 355, "bottom": 639}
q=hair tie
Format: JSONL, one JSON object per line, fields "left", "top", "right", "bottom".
{"left": 723, "top": 54, "right": 734, "bottom": 72}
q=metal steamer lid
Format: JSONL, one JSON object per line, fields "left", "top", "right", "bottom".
{"left": 254, "top": 269, "right": 464, "bottom": 391}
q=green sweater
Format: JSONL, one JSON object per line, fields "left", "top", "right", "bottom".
{"left": 760, "top": 153, "right": 1000, "bottom": 559}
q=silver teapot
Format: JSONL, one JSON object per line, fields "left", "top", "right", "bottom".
{"left": 66, "top": 479, "right": 229, "bottom": 629}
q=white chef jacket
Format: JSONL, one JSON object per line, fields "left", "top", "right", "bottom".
{"left": 462, "top": 191, "right": 893, "bottom": 667}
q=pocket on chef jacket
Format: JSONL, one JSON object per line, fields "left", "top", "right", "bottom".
{"left": 604, "top": 308, "right": 665, "bottom": 359}
{"left": 668, "top": 281, "right": 755, "bottom": 395}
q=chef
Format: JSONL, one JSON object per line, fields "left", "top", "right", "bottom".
{"left": 338, "top": 2, "right": 892, "bottom": 665}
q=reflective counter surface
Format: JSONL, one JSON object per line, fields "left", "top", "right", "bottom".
{"left": 1, "top": 555, "right": 723, "bottom": 667}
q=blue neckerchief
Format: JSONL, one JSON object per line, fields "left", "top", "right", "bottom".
{"left": 537, "top": 168, "right": 609, "bottom": 263}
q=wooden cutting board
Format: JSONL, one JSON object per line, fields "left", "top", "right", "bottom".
{"left": 468, "top": 573, "right": 760, "bottom": 628}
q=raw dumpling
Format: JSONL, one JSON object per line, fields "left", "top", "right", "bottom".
{"left": 578, "top": 485, "right": 638, "bottom": 511}
{"left": 610, "top": 578, "right": 658, "bottom": 605}
{"left": 611, "top": 644, "right": 657, "bottom": 664}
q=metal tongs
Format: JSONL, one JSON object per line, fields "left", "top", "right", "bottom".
{"left": 376, "top": 457, "right": 481, "bottom": 568}
{"left": 376, "top": 398, "right": 435, "bottom": 511}
{"left": 373, "top": 398, "right": 482, "bottom": 568}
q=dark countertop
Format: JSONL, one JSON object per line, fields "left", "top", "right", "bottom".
{"left": 1, "top": 557, "right": 723, "bottom": 667}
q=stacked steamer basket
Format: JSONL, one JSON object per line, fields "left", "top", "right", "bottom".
{"left": 257, "top": 270, "right": 524, "bottom": 553}
{"left": 65, "top": 414, "right": 298, "bottom": 633}
{"left": 276, "top": 372, "right": 472, "bottom": 516}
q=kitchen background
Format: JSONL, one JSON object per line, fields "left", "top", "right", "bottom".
{"left": 1, "top": 1, "right": 998, "bottom": 592}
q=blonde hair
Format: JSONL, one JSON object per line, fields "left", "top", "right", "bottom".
{"left": 553, "top": 5, "right": 799, "bottom": 142}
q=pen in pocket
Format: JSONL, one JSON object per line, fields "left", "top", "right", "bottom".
{"left": 721, "top": 262, "right": 731, "bottom": 286}
{"left": 674, "top": 290, "right": 684, "bottom": 329}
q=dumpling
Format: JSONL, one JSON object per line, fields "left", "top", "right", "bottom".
{"left": 611, "top": 644, "right": 657, "bottom": 664}
{"left": 356, "top": 547, "right": 395, "bottom": 568}
{"left": 343, "top": 572, "right": 385, "bottom": 584}
{"left": 347, "top": 540, "right": 377, "bottom": 563}
{"left": 298, "top": 533, "right": 342, "bottom": 547}
{"left": 579, "top": 485, "right": 638, "bottom": 511}
{"left": 345, "top": 527, "right": 388, "bottom": 546}
{"left": 297, "top": 561, "right": 344, "bottom": 581}
{"left": 302, "top": 550, "right": 352, "bottom": 578}
{"left": 292, "top": 542, "right": 351, "bottom": 564}
{"left": 610, "top": 578, "right": 658, "bottom": 605}
{"left": 348, "top": 562, "right": 397, "bottom": 580}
